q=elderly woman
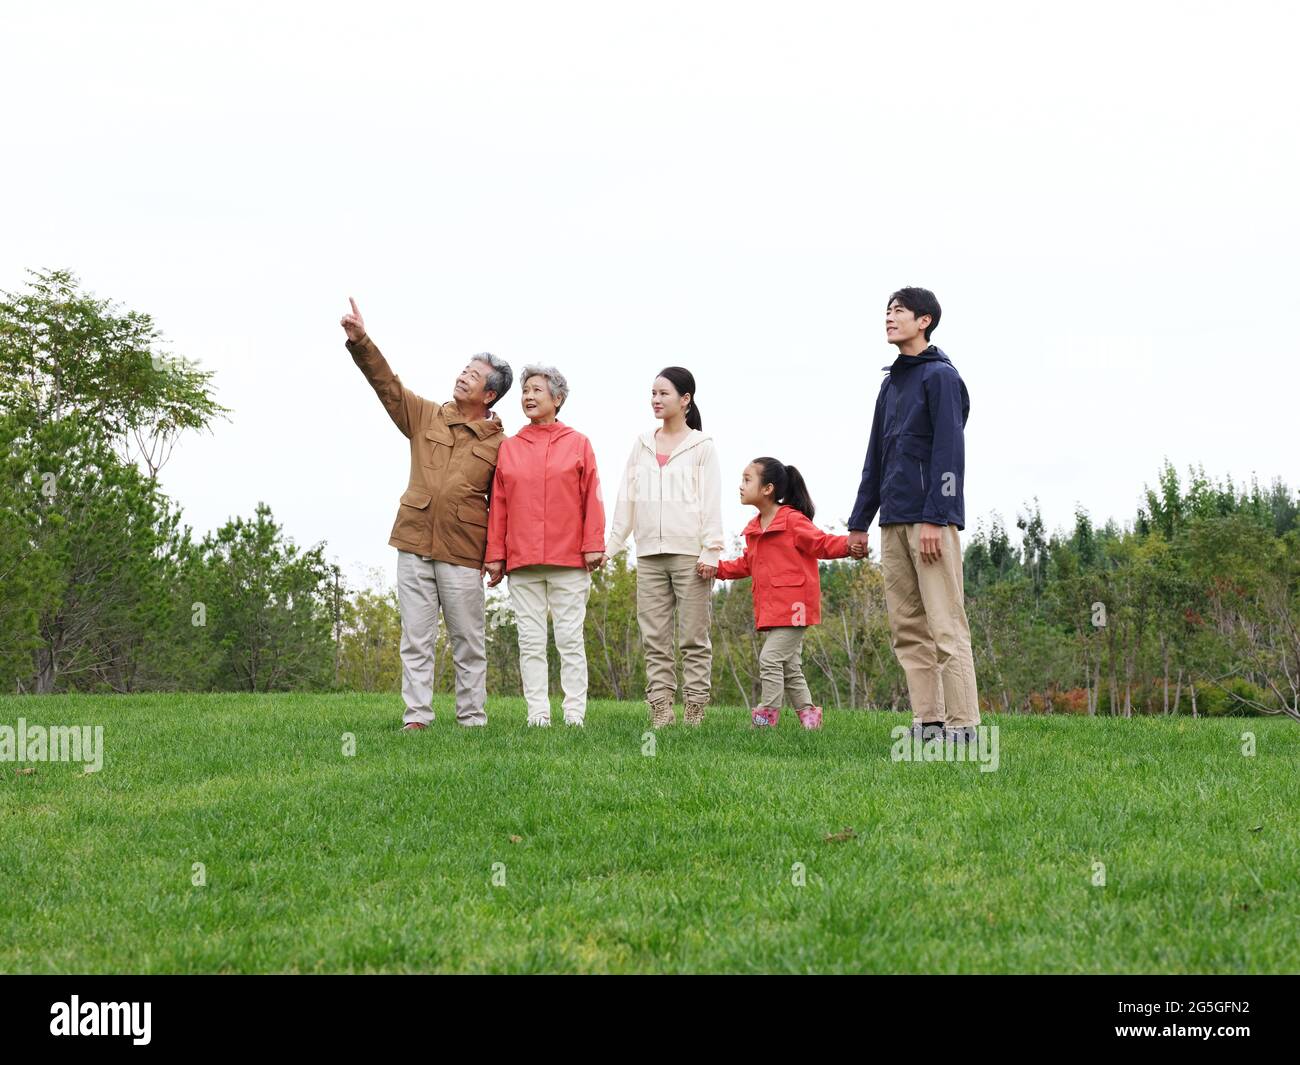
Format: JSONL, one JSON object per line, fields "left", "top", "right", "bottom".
{"left": 484, "top": 366, "right": 606, "bottom": 726}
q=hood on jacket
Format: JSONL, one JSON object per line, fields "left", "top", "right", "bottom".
{"left": 637, "top": 427, "right": 713, "bottom": 458}
{"left": 512, "top": 419, "right": 577, "bottom": 443}
{"left": 881, "top": 344, "right": 956, "bottom": 373}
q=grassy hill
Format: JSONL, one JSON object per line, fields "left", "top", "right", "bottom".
{"left": 2, "top": 693, "right": 1296, "bottom": 973}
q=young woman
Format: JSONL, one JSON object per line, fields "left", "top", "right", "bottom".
{"left": 714, "top": 457, "right": 863, "bottom": 730}
{"left": 606, "top": 367, "right": 724, "bottom": 728}
{"left": 484, "top": 366, "right": 606, "bottom": 726}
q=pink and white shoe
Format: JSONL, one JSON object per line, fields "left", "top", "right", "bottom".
{"left": 795, "top": 705, "right": 823, "bottom": 730}
{"left": 751, "top": 706, "right": 780, "bottom": 728}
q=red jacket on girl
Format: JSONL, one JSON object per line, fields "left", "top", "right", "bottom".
{"left": 715, "top": 505, "right": 850, "bottom": 629}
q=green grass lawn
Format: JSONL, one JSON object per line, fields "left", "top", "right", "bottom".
{"left": 2, "top": 693, "right": 1297, "bottom": 973}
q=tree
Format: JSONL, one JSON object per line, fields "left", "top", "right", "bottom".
{"left": 337, "top": 569, "right": 402, "bottom": 692}
{"left": 192, "top": 503, "right": 334, "bottom": 692}
{"left": 0, "top": 267, "right": 227, "bottom": 477}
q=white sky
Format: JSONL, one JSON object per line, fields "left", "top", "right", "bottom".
{"left": 4, "top": 1, "right": 1297, "bottom": 590}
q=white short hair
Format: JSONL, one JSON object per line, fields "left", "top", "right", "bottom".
{"left": 521, "top": 364, "right": 569, "bottom": 410}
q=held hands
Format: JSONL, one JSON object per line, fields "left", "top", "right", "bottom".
{"left": 584, "top": 551, "right": 607, "bottom": 572}
{"left": 696, "top": 562, "right": 717, "bottom": 580}
{"left": 847, "top": 530, "right": 868, "bottom": 560}
{"left": 340, "top": 297, "right": 366, "bottom": 342}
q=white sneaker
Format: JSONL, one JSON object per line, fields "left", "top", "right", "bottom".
{"left": 527, "top": 717, "right": 552, "bottom": 727}
{"left": 564, "top": 717, "right": 585, "bottom": 728}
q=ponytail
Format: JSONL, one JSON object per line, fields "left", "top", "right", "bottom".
{"left": 657, "top": 365, "right": 702, "bottom": 430}
{"left": 753, "top": 457, "right": 816, "bottom": 521}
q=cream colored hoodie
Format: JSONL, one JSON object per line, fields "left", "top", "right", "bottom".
{"left": 605, "top": 428, "right": 725, "bottom": 566}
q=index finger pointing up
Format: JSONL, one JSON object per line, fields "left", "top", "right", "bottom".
{"left": 349, "top": 296, "right": 359, "bottom": 316}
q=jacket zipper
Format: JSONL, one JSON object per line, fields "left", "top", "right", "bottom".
{"left": 658, "top": 438, "right": 675, "bottom": 550}
{"left": 919, "top": 462, "right": 925, "bottom": 492}
{"left": 654, "top": 434, "right": 697, "bottom": 551}
{"left": 655, "top": 443, "right": 663, "bottom": 549}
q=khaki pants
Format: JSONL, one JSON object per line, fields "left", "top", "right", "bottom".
{"left": 396, "top": 550, "right": 488, "bottom": 726}
{"left": 757, "top": 626, "right": 813, "bottom": 710}
{"left": 508, "top": 564, "right": 592, "bottom": 725}
{"left": 880, "top": 523, "right": 980, "bottom": 728}
{"left": 636, "top": 553, "right": 713, "bottom": 704}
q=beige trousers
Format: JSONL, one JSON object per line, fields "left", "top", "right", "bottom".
{"left": 508, "top": 564, "right": 592, "bottom": 725}
{"left": 396, "top": 550, "right": 488, "bottom": 726}
{"left": 757, "top": 626, "right": 813, "bottom": 710}
{"left": 636, "top": 553, "right": 713, "bottom": 704}
{"left": 880, "top": 523, "right": 981, "bottom": 728}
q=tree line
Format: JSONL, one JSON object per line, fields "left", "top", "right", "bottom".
{"left": 3, "top": 269, "right": 1297, "bottom": 720}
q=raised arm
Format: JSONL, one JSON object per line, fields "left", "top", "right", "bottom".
{"left": 340, "top": 297, "right": 426, "bottom": 438}
{"left": 790, "top": 511, "right": 852, "bottom": 560}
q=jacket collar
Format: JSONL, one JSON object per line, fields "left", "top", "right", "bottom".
{"left": 638, "top": 426, "right": 711, "bottom": 459}
{"left": 441, "top": 400, "right": 504, "bottom": 439}
{"left": 883, "top": 344, "right": 950, "bottom": 372}
{"left": 516, "top": 419, "right": 570, "bottom": 439}
{"left": 743, "top": 505, "right": 794, "bottom": 536}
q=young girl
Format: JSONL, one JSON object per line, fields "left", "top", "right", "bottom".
{"left": 715, "top": 457, "right": 864, "bottom": 729}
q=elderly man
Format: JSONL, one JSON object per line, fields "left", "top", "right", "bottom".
{"left": 340, "top": 298, "right": 513, "bottom": 729}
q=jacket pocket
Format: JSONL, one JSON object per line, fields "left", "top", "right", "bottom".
{"left": 457, "top": 500, "right": 489, "bottom": 527}
{"left": 771, "top": 573, "right": 805, "bottom": 587}
{"left": 467, "top": 441, "right": 498, "bottom": 492}
{"left": 393, "top": 488, "right": 432, "bottom": 545}
{"left": 423, "top": 426, "right": 454, "bottom": 470}
{"left": 898, "top": 434, "right": 932, "bottom": 462}
{"left": 444, "top": 500, "right": 489, "bottom": 561}
{"left": 897, "top": 435, "right": 931, "bottom": 504}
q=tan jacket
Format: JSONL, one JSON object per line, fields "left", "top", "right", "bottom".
{"left": 347, "top": 333, "right": 504, "bottom": 567}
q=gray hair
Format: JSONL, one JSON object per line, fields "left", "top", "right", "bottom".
{"left": 521, "top": 363, "right": 569, "bottom": 411}
{"left": 471, "top": 352, "right": 512, "bottom": 409}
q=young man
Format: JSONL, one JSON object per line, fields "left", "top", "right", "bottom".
{"left": 340, "top": 297, "right": 513, "bottom": 730}
{"left": 846, "top": 287, "right": 981, "bottom": 741}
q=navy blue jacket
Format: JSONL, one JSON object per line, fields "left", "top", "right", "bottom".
{"left": 848, "top": 345, "right": 970, "bottom": 531}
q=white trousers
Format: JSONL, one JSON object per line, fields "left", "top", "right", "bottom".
{"left": 508, "top": 564, "right": 592, "bottom": 724}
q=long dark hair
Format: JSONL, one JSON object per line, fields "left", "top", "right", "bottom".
{"left": 656, "top": 366, "right": 702, "bottom": 431}
{"left": 753, "top": 457, "right": 815, "bottom": 520}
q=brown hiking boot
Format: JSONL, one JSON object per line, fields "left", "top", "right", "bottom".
{"left": 683, "top": 699, "right": 707, "bottom": 726}
{"left": 649, "top": 694, "right": 676, "bottom": 728}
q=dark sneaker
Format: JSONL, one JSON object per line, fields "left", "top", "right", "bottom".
{"left": 400, "top": 722, "right": 428, "bottom": 732}
{"left": 907, "top": 722, "right": 946, "bottom": 739}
